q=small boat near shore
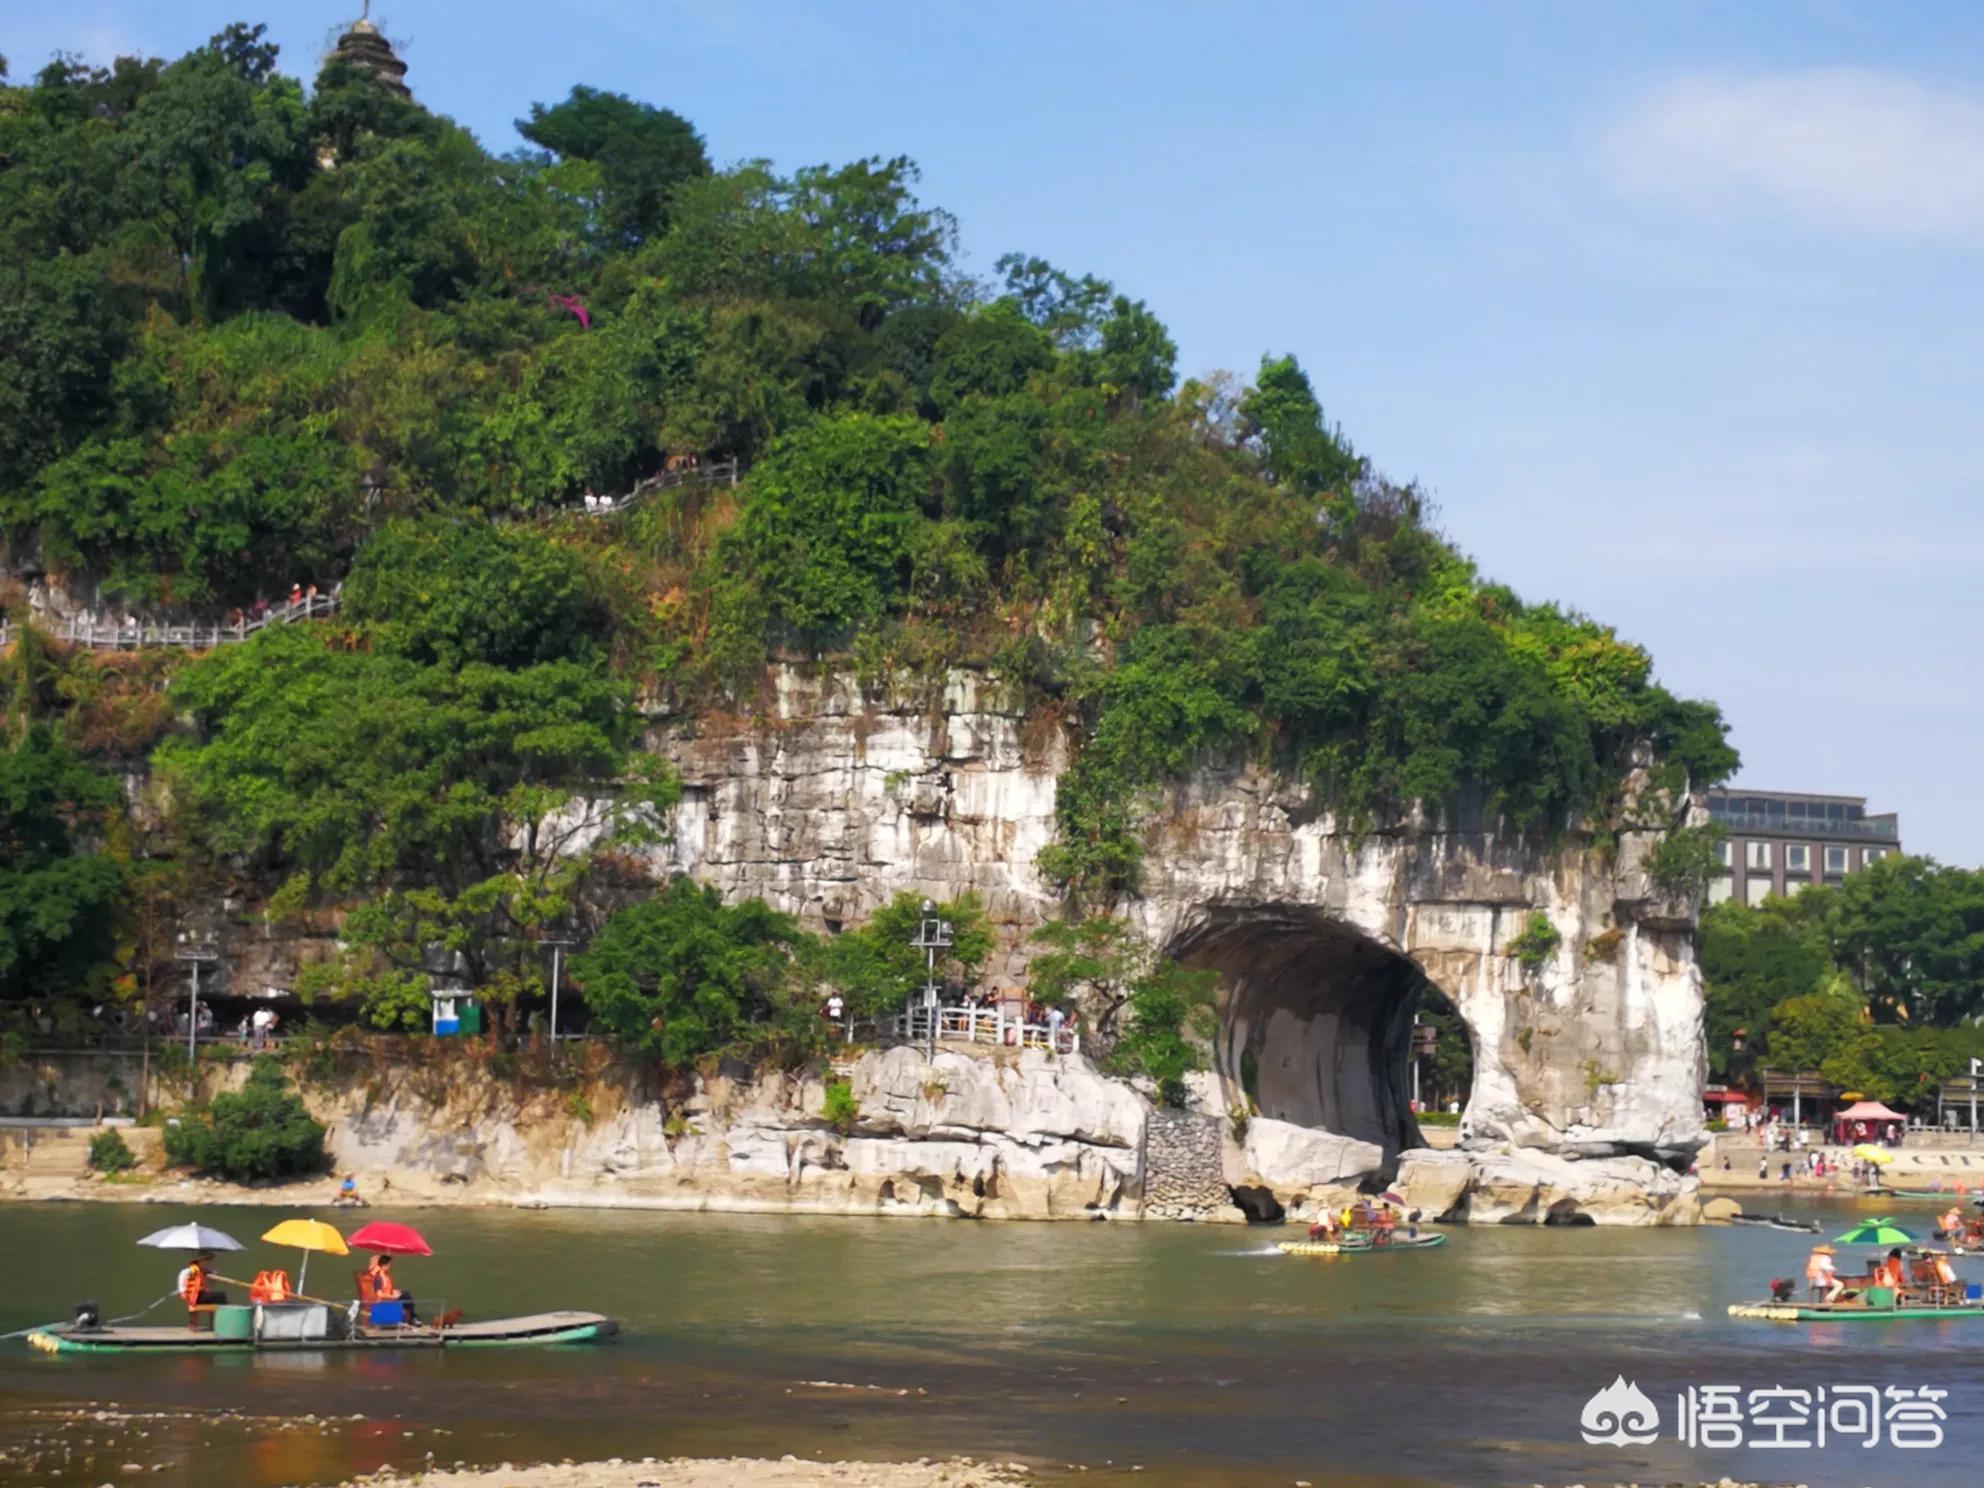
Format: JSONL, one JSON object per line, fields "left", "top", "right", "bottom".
{"left": 1278, "top": 1234, "right": 1447, "bottom": 1257}
{"left": 1726, "top": 1213, "right": 1821, "bottom": 1233}
{"left": 26, "top": 1308, "right": 617, "bottom": 1354}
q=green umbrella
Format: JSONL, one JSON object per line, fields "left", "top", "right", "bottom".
{"left": 1834, "top": 1217, "right": 1917, "bottom": 1246}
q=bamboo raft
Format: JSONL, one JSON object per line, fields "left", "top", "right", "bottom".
{"left": 1728, "top": 1299, "right": 1984, "bottom": 1324}
{"left": 27, "top": 1310, "right": 617, "bottom": 1354}
{"left": 1278, "top": 1234, "right": 1447, "bottom": 1257}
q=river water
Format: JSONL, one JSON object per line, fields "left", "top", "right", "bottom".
{"left": 3, "top": 1197, "right": 1983, "bottom": 1487}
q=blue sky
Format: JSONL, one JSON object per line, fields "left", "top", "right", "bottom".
{"left": 13, "top": 2, "right": 1981, "bottom": 862}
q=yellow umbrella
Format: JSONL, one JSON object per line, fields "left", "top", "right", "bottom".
{"left": 1851, "top": 1144, "right": 1894, "bottom": 1165}
{"left": 261, "top": 1217, "right": 348, "bottom": 1294}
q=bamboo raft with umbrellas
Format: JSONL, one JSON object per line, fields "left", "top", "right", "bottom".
{"left": 21, "top": 1218, "right": 618, "bottom": 1355}
{"left": 1729, "top": 1216, "right": 1984, "bottom": 1323}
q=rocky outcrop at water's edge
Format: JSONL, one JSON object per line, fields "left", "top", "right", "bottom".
{"left": 8, "top": 1042, "right": 1692, "bottom": 1225}
{"left": 326, "top": 1045, "right": 1696, "bottom": 1225}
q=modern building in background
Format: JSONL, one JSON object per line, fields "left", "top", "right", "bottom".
{"left": 1704, "top": 789, "right": 1901, "bottom": 906}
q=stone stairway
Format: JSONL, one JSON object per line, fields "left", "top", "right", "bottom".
{"left": 0, "top": 1124, "right": 160, "bottom": 1180}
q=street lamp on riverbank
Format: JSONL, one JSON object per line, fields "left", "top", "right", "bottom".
{"left": 174, "top": 927, "right": 220, "bottom": 1063}
{"left": 910, "top": 900, "right": 952, "bottom": 1061}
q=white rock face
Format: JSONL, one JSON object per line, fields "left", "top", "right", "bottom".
{"left": 1395, "top": 1144, "right": 1698, "bottom": 1227}
{"left": 325, "top": 1046, "right": 1151, "bottom": 1221}
{"left": 1229, "top": 1117, "right": 1386, "bottom": 1215}
{"left": 652, "top": 666, "right": 1709, "bottom": 1172}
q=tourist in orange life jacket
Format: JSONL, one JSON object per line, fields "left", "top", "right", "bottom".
{"left": 367, "top": 1253, "right": 417, "bottom": 1322}
{"left": 1932, "top": 1251, "right": 1959, "bottom": 1294}
{"left": 176, "top": 1251, "right": 226, "bottom": 1320}
{"left": 1877, "top": 1249, "right": 1908, "bottom": 1294}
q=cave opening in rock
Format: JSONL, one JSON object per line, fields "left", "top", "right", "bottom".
{"left": 1171, "top": 906, "right": 1476, "bottom": 1163}
{"left": 1411, "top": 982, "right": 1473, "bottom": 1124}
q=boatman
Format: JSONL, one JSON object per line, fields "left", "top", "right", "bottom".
{"left": 177, "top": 1251, "right": 225, "bottom": 1323}
{"left": 1943, "top": 1204, "right": 1966, "bottom": 1241}
{"left": 1805, "top": 1244, "right": 1841, "bottom": 1303}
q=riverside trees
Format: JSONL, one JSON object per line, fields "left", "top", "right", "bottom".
{"left": 1702, "top": 858, "right": 1984, "bottom": 1107}
{"left": 2, "top": 21, "right": 1740, "bottom": 1058}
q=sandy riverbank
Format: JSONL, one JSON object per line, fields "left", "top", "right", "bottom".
{"left": 328, "top": 1458, "right": 1023, "bottom": 1487}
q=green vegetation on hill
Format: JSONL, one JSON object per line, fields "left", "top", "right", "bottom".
{"left": 1, "top": 23, "right": 1737, "bottom": 1060}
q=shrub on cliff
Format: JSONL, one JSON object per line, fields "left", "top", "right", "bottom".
{"left": 1106, "top": 961, "right": 1218, "bottom": 1108}
{"left": 163, "top": 1058, "right": 326, "bottom": 1181}
{"left": 572, "top": 879, "right": 817, "bottom": 1067}
{"left": 89, "top": 1129, "right": 135, "bottom": 1173}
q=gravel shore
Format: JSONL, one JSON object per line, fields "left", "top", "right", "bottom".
{"left": 332, "top": 1457, "right": 1025, "bottom": 1487}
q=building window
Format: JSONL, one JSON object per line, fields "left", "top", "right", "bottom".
{"left": 1708, "top": 877, "right": 1735, "bottom": 905}
{"left": 1746, "top": 841, "right": 1772, "bottom": 871}
{"left": 1786, "top": 844, "right": 1810, "bottom": 873}
{"left": 1717, "top": 839, "right": 1733, "bottom": 869}
{"left": 1745, "top": 876, "right": 1774, "bottom": 907}
{"left": 1825, "top": 846, "right": 1847, "bottom": 875}
{"left": 1864, "top": 849, "right": 1887, "bottom": 866}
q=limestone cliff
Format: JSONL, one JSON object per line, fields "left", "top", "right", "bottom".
{"left": 650, "top": 666, "right": 1707, "bottom": 1199}
{"left": 62, "top": 660, "right": 1707, "bottom": 1225}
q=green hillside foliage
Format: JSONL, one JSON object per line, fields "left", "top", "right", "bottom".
{"left": 1702, "top": 859, "right": 1984, "bottom": 1106}
{"left": 0, "top": 23, "right": 1739, "bottom": 1051}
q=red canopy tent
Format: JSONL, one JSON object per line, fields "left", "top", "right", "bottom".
{"left": 1833, "top": 1099, "right": 1907, "bottom": 1145}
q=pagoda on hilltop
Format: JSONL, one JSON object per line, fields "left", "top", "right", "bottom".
{"left": 329, "top": 2, "right": 410, "bottom": 98}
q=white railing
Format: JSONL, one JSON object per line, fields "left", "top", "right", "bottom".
{"left": 554, "top": 458, "right": 740, "bottom": 518}
{"left": 850, "top": 1005, "right": 1079, "bottom": 1055}
{"left": 2, "top": 462, "right": 748, "bottom": 653}
{"left": 2, "top": 593, "right": 340, "bottom": 651}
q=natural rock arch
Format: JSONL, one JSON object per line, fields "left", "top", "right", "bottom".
{"left": 1169, "top": 904, "right": 1474, "bottom": 1165}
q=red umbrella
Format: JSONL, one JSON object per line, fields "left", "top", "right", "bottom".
{"left": 346, "top": 1221, "right": 433, "bottom": 1256}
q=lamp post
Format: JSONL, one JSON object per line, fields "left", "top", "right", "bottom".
{"left": 1411, "top": 1012, "right": 1421, "bottom": 1109}
{"left": 543, "top": 937, "right": 577, "bottom": 1044}
{"left": 174, "top": 927, "right": 221, "bottom": 1063}
{"left": 909, "top": 899, "right": 952, "bottom": 1061}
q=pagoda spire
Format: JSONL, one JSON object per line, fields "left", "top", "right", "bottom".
{"left": 329, "top": 6, "right": 410, "bottom": 98}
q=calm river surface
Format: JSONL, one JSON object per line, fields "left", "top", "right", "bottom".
{"left": 4, "top": 1197, "right": 1984, "bottom": 1487}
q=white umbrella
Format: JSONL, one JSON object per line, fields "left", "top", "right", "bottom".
{"left": 136, "top": 1223, "right": 245, "bottom": 1252}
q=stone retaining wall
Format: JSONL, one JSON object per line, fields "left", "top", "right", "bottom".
{"left": 1142, "top": 1110, "right": 1234, "bottom": 1220}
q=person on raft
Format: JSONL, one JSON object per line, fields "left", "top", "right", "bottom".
{"left": 177, "top": 1251, "right": 226, "bottom": 1322}
{"left": 1876, "top": 1248, "right": 1908, "bottom": 1299}
{"left": 1306, "top": 1210, "right": 1341, "bottom": 1242}
{"left": 367, "top": 1253, "right": 417, "bottom": 1322}
{"left": 1805, "top": 1244, "right": 1842, "bottom": 1303}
